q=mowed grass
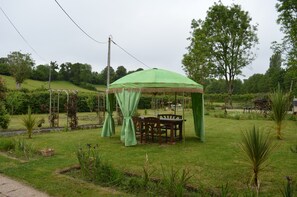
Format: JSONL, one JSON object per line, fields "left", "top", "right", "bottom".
{"left": 1, "top": 112, "right": 100, "bottom": 131}
{"left": 0, "top": 75, "right": 102, "bottom": 92}
{"left": 0, "top": 112, "right": 296, "bottom": 196}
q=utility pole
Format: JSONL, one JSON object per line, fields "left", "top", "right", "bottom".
{"left": 48, "top": 62, "right": 52, "bottom": 89}
{"left": 49, "top": 62, "right": 52, "bottom": 118}
{"left": 107, "top": 36, "right": 111, "bottom": 89}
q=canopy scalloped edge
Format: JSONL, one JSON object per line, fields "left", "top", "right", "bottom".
{"left": 107, "top": 87, "right": 204, "bottom": 94}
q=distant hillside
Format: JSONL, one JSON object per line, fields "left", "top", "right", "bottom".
{"left": 0, "top": 75, "right": 106, "bottom": 92}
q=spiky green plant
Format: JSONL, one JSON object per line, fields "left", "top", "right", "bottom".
{"left": 21, "top": 107, "right": 36, "bottom": 139}
{"left": 281, "top": 176, "right": 294, "bottom": 197}
{"left": 269, "top": 85, "right": 290, "bottom": 139}
{"left": 239, "top": 126, "right": 277, "bottom": 193}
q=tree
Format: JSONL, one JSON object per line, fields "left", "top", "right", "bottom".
{"left": 276, "top": 0, "right": 297, "bottom": 67}
{"left": 79, "top": 63, "right": 92, "bottom": 84}
{"left": 58, "top": 62, "right": 71, "bottom": 81}
{"left": 242, "top": 74, "right": 268, "bottom": 93}
{"left": 205, "top": 79, "right": 226, "bottom": 94}
{"left": 69, "top": 63, "right": 81, "bottom": 85}
{"left": 283, "top": 65, "right": 297, "bottom": 95}
{"left": 183, "top": 3, "right": 258, "bottom": 106}
{"left": 32, "top": 64, "right": 50, "bottom": 81}
{"left": 115, "top": 66, "right": 127, "bottom": 80}
{"left": 127, "top": 68, "right": 144, "bottom": 75}
{"left": 182, "top": 23, "right": 214, "bottom": 85}
{"left": 49, "top": 61, "right": 59, "bottom": 81}
{"left": 7, "top": 51, "right": 34, "bottom": 89}
{"left": 265, "top": 52, "right": 285, "bottom": 91}
{"left": 100, "top": 66, "right": 115, "bottom": 85}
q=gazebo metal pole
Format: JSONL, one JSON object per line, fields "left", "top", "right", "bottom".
{"left": 49, "top": 89, "right": 52, "bottom": 126}
{"left": 57, "top": 91, "right": 60, "bottom": 127}
{"left": 174, "top": 92, "right": 177, "bottom": 115}
{"left": 182, "top": 92, "right": 185, "bottom": 144}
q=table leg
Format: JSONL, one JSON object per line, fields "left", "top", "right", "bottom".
{"left": 170, "top": 123, "right": 174, "bottom": 144}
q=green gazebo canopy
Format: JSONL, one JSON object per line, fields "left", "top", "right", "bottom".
{"left": 101, "top": 68, "right": 204, "bottom": 146}
{"left": 108, "top": 68, "right": 203, "bottom": 93}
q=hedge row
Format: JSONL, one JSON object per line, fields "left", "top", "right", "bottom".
{"left": 204, "top": 93, "right": 269, "bottom": 103}
{"left": 3, "top": 90, "right": 265, "bottom": 115}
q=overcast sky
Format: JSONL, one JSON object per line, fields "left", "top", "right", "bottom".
{"left": 0, "top": 0, "right": 283, "bottom": 79}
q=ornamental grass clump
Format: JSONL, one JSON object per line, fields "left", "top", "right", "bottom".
{"left": 76, "top": 144, "right": 123, "bottom": 186}
{"left": 269, "top": 85, "right": 290, "bottom": 139}
{"left": 21, "top": 107, "right": 36, "bottom": 139}
{"left": 239, "top": 126, "right": 277, "bottom": 194}
{"left": 13, "top": 138, "right": 35, "bottom": 160}
{"left": 281, "top": 176, "right": 294, "bottom": 197}
{"left": 161, "top": 165, "right": 193, "bottom": 197}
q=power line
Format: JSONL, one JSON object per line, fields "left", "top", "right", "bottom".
{"left": 111, "top": 40, "right": 151, "bottom": 69}
{"left": 54, "top": 0, "right": 107, "bottom": 44}
{"left": 0, "top": 6, "right": 47, "bottom": 62}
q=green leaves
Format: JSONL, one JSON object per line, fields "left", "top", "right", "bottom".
{"left": 269, "top": 84, "right": 290, "bottom": 139}
{"left": 7, "top": 51, "right": 34, "bottom": 89}
{"left": 183, "top": 2, "right": 258, "bottom": 106}
{"left": 239, "top": 126, "right": 277, "bottom": 191}
{"left": 276, "top": 0, "right": 297, "bottom": 67}
{"left": 21, "top": 106, "right": 36, "bottom": 139}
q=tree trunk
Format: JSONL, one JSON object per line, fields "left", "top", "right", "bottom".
{"left": 276, "top": 124, "right": 282, "bottom": 140}
{"left": 227, "top": 82, "right": 234, "bottom": 108}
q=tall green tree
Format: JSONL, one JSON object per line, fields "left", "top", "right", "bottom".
{"left": 115, "top": 66, "right": 127, "bottom": 80}
{"left": 242, "top": 74, "right": 268, "bottom": 93}
{"left": 79, "top": 63, "right": 92, "bottom": 83}
{"left": 7, "top": 51, "right": 34, "bottom": 89}
{"left": 32, "top": 64, "right": 50, "bottom": 81}
{"left": 183, "top": 3, "right": 258, "bottom": 106}
{"left": 265, "top": 52, "right": 285, "bottom": 91}
{"left": 276, "top": 0, "right": 297, "bottom": 67}
{"left": 100, "top": 66, "right": 115, "bottom": 86}
{"left": 58, "top": 62, "right": 71, "bottom": 81}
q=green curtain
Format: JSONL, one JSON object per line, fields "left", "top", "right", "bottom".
{"left": 101, "top": 93, "right": 115, "bottom": 137}
{"left": 115, "top": 89, "right": 141, "bottom": 146}
{"left": 191, "top": 93, "right": 205, "bottom": 142}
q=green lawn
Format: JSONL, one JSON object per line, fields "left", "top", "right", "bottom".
{"left": 0, "top": 111, "right": 296, "bottom": 196}
{"left": 1, "top": 112, "right": 101, "bottom": 131}
{"left": 0, "top": 75, "right": 102, "bottom": 92}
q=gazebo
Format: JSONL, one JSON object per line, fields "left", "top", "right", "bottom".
{"left": 101, "top": 68, "right": 204, "bottom": 146}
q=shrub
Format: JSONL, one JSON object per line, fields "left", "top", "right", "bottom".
{"left": 161, "top": 166, "right": 192, "bottom": 196}
{"left": 21, "top": 106, "right": 36, "bottom": 138}
{"left": 76, "top": 144, "right": 123, "bottom": 186}
{"left": 281, "top": 177, "right": 294, "bottom": 197}
{"left": 269, "top": 85, "right": 290, "bottom": 139}
{"left": 13, "top": 138, "right": 35, "bottom": 160}
{"left": 78, "top": 82, "right": 97, "bottom": 91}
{"left": 0, "top": 138, "right": 14, "bottom": 151}
{"left": 0, "top": 102, "right": 10, "bottom": 129}
{"left": 239, "top": 126, "right": 277, "bottom": 193}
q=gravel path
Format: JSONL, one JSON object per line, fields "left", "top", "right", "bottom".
{"left": 0, "top": 174, "right": 49, "bottom": 197}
